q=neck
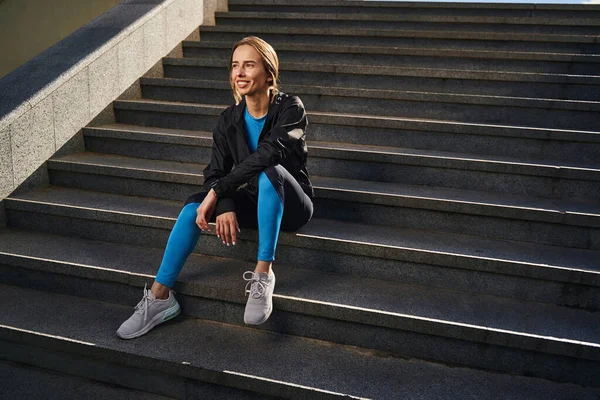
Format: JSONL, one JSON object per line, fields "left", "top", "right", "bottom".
{"left": 244, "top": 91, "right": 270, "bottom": 118}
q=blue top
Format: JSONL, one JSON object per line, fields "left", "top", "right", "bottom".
{"left": 243, "top": 107, "right": 267, "bottom": 153}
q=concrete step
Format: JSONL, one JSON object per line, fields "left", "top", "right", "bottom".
{"left": 4, "top": 186, "right": 600, "bottom": 309}
{"left": 111, "top": 101, "right": 600, "bottom": 164}
{"left": 45, "top": 150, "right": 600, "bottom": 250}
{"left": 163, "top": 58, "right": 600, "bottom": 101}
{"left": 138, "top": 78, "right": 600, "bottom": 131}
{"left": 1, "top": 228, "right": 599, "bottom": 386}
{"left": 83, "top": 123, "right": 214, "bottom": 164}
{"left": 86, "top": 118, "right": 600, "bottom": 202}
{"left": 47, "top": 151, "right": 206, "bottom": 200}
{"left": 308, "top": 141, "right": 600, "bottom": 198}
{"left": 183, "top": 41, "right": 600, "bottom": 75}
{"left": 215, "top": 11, "right": 600, "bottom": 35}
{"left": 227, "top": 0, "right": 600, "bottom": 22}
{"left": 197, "top": 26, "right": 600, "bottom": 54}
{"left": 2, "top": 285, "right": 598, "bottom": 399}
{"left": 0, "top": 360, "right": 174, "bottom": 400}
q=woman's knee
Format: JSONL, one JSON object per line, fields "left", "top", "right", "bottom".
{"left": 178, "top": 202, "right": 200, "bottom": 223}
{"left": 262, "top": 165, "right": 288, "bottom": 186}
{"left": 259, "top": 165, "right": 287, "bottom": 199}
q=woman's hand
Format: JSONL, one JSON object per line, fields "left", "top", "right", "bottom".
{"left": 196, "top": 189, "right": 217, "bottom": 231}
{"left": 216, "top": 211, "right": 240, "bottom": 246}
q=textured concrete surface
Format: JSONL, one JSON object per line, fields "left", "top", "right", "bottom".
{"left": 164, "top": 58, "right": 600, "bottom": 102}
{"left": 49, "top": 152, "right": 205, "bottom": 184}
{"left": 1, "top": 285, "right": 599, "bottom": 397}
{"left": 0, "top": 228, "right": 598, "bottom": 351}
{"left": 48, "top": 147, "right": 600, "bottom": 226}
{"left": 198, "top": 24, "right": 599, "bottom": 46}
{"left": 4, "top": 188, "right": 600, "bottom": 285}
{"left": 0, "top": 125, "right": 13, "bottom": 199}
{"left": 306, "top": 120, "right": 600, "bottom": 163}
{"left": 216, "top": 11, "right": 600, "bottom": 30}
{"left": 164, "top": 56, "right": 596, "bottom": 85}
{"left": 118, "top": 27, "right": 147, "bottom": 94}
{"left": 115, "top": 96, "right": 600, "bottom": 145}
{"left": 85, "top": 123, "right": 214, "bottom": 145}
{"left": 166, "top": 68, "right": 599, "bottom": 104}
{"left": 2, "top": 261, "right": 598, "bottom": 385}
{"left": 166, "top": 0, "right": 195, "bottom": 54}
{"left": 88, "top": 45, "right": 120, "bottom": 119}
{"left": 226, "top": 0, "right": 598, "bottom": 11}
{"left": 1, "top": 345, "right": 271, "bottom": 400}
{"left": 183, "top": 41, "right": 600, "bottom": 75}
{"left": 0, "top": 360, "right": 174, "bottom": 400}
{"left": 142, "top": 76, "right": 600, "bottom": 112}
{"left": 214, "top": 15, "right": 600, "bottom": 40}
{"left": 53, "top": 72, "right": 90, "bottom": 150}
{"left": 140, "top": 78, "right": 600, "bottom": 131}
{"left": 144, "top": 12, "right": 168, "bottom": 73}
{"left": 308, "top": 157, "right": 600, "bottom": 201}
{"left": 84, "top": 135, "right": 212, "bottom": 163}
{"left": 40, "top": 150, "right": 600, "bottom": 250}
{"left": 10, "top": 96, "right": 55, "bottom": 185}
{"left": 313, "top": 198, "right": 593, "bottom": 249}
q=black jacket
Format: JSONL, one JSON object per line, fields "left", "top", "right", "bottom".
{"left": 202, "top": 92, "right": 313, "bottom": 216}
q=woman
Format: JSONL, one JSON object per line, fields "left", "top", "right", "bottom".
{"left": 117, "top": 36, "right": 314, "bottom": 339}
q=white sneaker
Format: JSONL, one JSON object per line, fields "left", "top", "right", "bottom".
{"left": 243, "top": 271, "right": 275, "bottom": 325}
{"left": 116, "top": 284, "right": 180, "bottom": 339}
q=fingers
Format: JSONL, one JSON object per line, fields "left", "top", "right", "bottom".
{"left": 215, "top": 212, "right": 239, "bottom": 246}
{"left": 196, "top": 206, "right": 210, "bottom": 231}
{"left": 222, "top": 223, "right": 231, "bottom": 246}
{"left": 231, "top": 219, "right": 238, "bottom": 246}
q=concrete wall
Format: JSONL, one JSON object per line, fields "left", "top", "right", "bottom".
{"left": 0, "top": 0, "right": 122, "bottom": 79}
{"left": 0, "top": 0, "right": 227, "bottom": 202}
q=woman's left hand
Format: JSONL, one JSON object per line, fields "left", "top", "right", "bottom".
{"left": 216, "top": 211, "right": 240, "bottom": 246}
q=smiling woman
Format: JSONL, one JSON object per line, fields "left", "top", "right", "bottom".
{"left": 229, "top": 36, "right": 280, "bottom": 106}
{"left": 117, "top": 36, "right": 315, "bottom": 339}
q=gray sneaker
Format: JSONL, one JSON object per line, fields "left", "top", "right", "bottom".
{"left": 243, "top": 271, "right": 275, "bottom": 325}
{"left": 116, "top": 284, "right": 180, "bottom": 339}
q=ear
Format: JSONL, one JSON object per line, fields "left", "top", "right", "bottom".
{"left": 267, "top": 76, "right": 273, "bottom": 82}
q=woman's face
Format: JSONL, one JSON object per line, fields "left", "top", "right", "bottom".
{"left": 231, "top": 44, "right": 272, "bottom": 100}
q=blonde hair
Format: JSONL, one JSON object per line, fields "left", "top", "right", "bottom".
{"left": 229, "top": 36, "right": 279, "bottom": 104}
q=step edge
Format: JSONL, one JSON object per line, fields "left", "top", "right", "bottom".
{"left": 1, "top": 253, "right": 598, "bottom": 361}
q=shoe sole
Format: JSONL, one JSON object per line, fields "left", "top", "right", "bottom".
{"left": 244, "top": 300, "right": 272, "bottom": 325}
{"left": 117, "top": 302, "right": 181, "bottom": 340}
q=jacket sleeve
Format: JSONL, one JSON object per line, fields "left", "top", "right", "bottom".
{"left": 213, "top": 96, "right": 307, "bottom": 197}
{"left": 202, "top": 112, "right": 236, "bottom": 215}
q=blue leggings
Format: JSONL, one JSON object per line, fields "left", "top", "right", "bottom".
{"left": 155, "top": 165, "right": 313, "bottom": 288}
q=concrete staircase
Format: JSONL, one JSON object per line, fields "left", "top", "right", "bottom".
{"left": 2, "top": 0, "right": 600, "bottom": 398}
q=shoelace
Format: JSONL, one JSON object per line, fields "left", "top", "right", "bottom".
{"left": 134, "top": 283, "right": 151, "bottom": 322}
{"left": 243, "top": 271, "right": 268, "bottom": 299}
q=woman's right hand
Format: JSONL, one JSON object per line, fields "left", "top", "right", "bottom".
{"left": 196, "top": 189, "right": 217, "bottom": 231}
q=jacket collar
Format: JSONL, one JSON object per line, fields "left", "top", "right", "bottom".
{"left": 232, "top": 93, "right": 283, "bottom": 126}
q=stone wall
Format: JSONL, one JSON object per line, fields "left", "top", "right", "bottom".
{"left": 0, "top": 0, "right": 227, "bottom": 202}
